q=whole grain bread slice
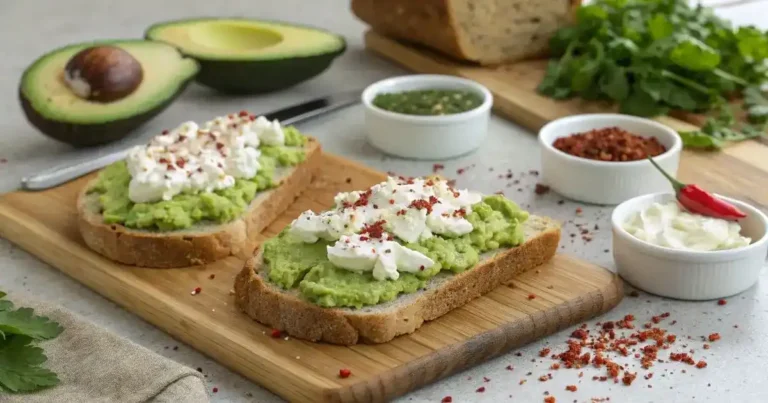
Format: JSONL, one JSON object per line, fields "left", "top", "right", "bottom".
{"left": 352, "top": 0, "right": 580, "bottom": 65}
{"left": 77, "top": 138, "right": 322, "bottom": 268}
{"left": 234, "top": 214, "right": 561, "bottom": 345}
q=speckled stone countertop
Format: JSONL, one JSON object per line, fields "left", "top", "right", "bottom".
{"left": 2, "top": 1, "right": 767, "bottom": 402}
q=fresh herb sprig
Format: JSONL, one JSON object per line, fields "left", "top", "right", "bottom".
{"left": 0, "top": 291, "right": 64, "bottom": 394}
{"left": 538, "top": 0, "right": 768, "bottom": 149}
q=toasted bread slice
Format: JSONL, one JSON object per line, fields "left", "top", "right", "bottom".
{"left": 78, "top": 138, "right": 322, "bottom": 268}
{"left": 234, "top": 215, "right": 561, "bottom": 345}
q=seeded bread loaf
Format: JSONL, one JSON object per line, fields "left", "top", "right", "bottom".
{"left": 234, "top": 214, "right": 561, "bottom": 345}
{"left": 351, "top": 0, "right": 580, "bottom": 65}
{"left": 77, "top": 138, "right": 322, "bottom": 268}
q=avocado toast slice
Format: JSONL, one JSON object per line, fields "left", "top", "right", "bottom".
{"left": 234, "top": 177, "right": 561, "bottom": 345}
{"left": 78, "top": 113, "right": 321, "bottom": 268}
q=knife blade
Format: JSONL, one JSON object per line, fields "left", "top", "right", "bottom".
{"left": 20, "top": 89, "right": 362, "bottom": 191}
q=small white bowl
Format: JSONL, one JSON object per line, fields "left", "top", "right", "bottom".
{"left": 539, "top": 114, "right": 682, "bottom": 205}
{"left": 362, "top": 74, "right": 493, "bottom": 160}
{"left": 611, "top": 192, "right": 768, "bottom": 300}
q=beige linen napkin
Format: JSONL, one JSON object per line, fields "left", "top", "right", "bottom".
{"left": 2, "top": 293, "right": 209, "bottom": 403}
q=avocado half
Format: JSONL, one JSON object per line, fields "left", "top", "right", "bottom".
{"left": 19, "top": 40, "right": 199, "bottom": 147}
{"left": 145, "top": 18, "right": 346, "bottom": 94}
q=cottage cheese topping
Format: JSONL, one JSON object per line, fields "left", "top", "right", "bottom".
{"left": 125, "top": 112, "right": 286, "bottom": 203}
{"left": 623, "top": 201, "right": 751, "bottom": 251}
{"left": 288, "top": 177, "right": 483, "bottom": 280}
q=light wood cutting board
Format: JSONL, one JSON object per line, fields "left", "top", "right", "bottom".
{"left": 364, "top": 30, "right": 768, "bottom": 210}
{"left": 0, "top": 153, "right": 622, "bottom": 402}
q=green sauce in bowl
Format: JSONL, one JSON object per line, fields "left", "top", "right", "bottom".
{"left": 372, "top": 89, "right": 483, "bottom": 116}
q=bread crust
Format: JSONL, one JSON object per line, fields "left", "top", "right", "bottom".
{"left": 351, "top": 0, "right": 582, "bottom": 65}
{"left": 234, "top": 216, "right": 561, "bottom": 345}
{"left": 77, "top": 138, "right": 322, "bottom": 268}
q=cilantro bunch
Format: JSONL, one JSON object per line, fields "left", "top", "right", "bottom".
{"left": 0, "top": 291, "right": 64, "bottom": 393}
{"left": 537, "top": 0, "right": 768, "bottom": 149}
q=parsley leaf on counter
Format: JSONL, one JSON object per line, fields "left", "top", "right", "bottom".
{"left": 0, "top": 292, "right": 63, "bottom": 394}
{"left": 538, "top": 0, "right": 768, "bottom": 149}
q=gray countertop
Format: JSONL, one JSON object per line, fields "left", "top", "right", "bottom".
{"left": 2, "top": 1, "right": 768, "bottom": 402}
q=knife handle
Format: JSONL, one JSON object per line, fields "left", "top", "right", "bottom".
{"left": 21, "top": 150, "right": 129, "bottom": 191}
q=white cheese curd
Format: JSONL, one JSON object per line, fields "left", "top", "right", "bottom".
{"left": 288, "top": 176, "right": 483, "bottom": 280}
{"left": 125, "top": 112, "right": 285, "bottom": 203}
{"left": 327, "top": 234, "right": 435, "bottom": 281}
{"left": 623, "top": 201, "right": 751, "bottom": 251}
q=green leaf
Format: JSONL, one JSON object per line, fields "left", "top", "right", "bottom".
{"left": 0, "top": 292, "right": 6, "bottom": 299}
{"left": 744, "top": 87, "right": 768, "bottom": 124}
{"left": 649, "top": 14, "right": 674, "bottom": 41}
{"left": 0, "top": 336, "right": 59, "bottom": 393}
{"left": 599, "top": 64, "right": 630, "bottom": 101}
{"left": 0, "top": 308, "right": 64, "bottom": 340}
{"left": 736, "top": 26, "right": 768, "bottom": 61}
{"left": 679, "top": 131, "right": 723, "bottom": 149}
{"left": 576, "top": 5, "right": 608, "bottom": 24}
{"left": 620, "top": 86, "right": 669, "bottom": 117}
{"left": 0, "top": 301, "right": 13, "bottom": 312}
{"left": 670, "top": 36, "right": 721, "bottom": 71}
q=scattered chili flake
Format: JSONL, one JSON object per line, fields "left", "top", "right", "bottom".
{"left": 696, "top": 360, "right": 707, "bottom": 369}
{"left": 544, "top": 397, "right": 556, "bottom": 403}
{"left": 535, "top": 184, "right": 551, "bottom": 195}
{"left": 506, "top": 365, "right": 514, "bottom": 371}
{"left": 483, "top": 376, "right": 491, "bottom": 382}
{"left": 717, "top": 299, "right": 727, "bottom": 306}
{"left": 622, "top": 372, "right": 637, "bottom": 385}
{"left": 433, "top": 164, "right": 444, "bottom": 172}
{"left": 476, "top": 386, "right": 486, "bottom": 393}
{"left": 575, "top": 207, "right": 583, "bottom": 215}
{"left": 457, "top": 168, "right": 465, "bottom": 175}
{"left": 441, "top": 397, "right": 453, "bottom": 403}
{"left": 566, "top": 385, "right": 577, "bottom": 392}
{"left": 539, "top": 375, "right": 549, "bottom": 382}
{"left": 270, "top": 329, "right": 281, "bottom": 338}
{"left": 212, "top": 387, "right": 219, "bottom": 393}
{"left": 708, "top": 333, "right": 721, "bottom": 342}
{"left": 703, "top": 344, "right": 710, "bottom": 350}
{"left": 339, "top": 368, "right": 352, "bottom": 378}
{"left": 190, "top": 287, "right": 201, "bottom": 295}
{"left": 540, "top": 348, "right": 551, "bottom": 357}
{"left": 528, "top": 294, "right": 537, "bottom": 300}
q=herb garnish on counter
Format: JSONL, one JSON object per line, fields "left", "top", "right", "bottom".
{"left": 537, "top": 0, "right": 768, "bottom": 149}
{"left": 0, "top": 291, "right": 64, "bottom": 393}
{"left": 373, "top": 89, "right": 483, "bottom": 116}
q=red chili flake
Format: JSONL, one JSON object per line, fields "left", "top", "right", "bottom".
{"left": 483, "top": 376, "right": 491, "bottom": 382}
{"left": 476, "top": 386, "right": 486, "bottom": 393}
{"left": 717, "top": 299, "right": 727, "bottom": 306}
{"left": 208, "top": 274, "right": 215, "bottom": 280}
{"left": 550, "top": 363, "right": 561, "bottom": 370}
{"left": 566, "top": 385, "right": 577, "bottom": 392}
{"left": 339, "top": 368, "right": 352, "bottom": 378}
{"left": 575, "top": 207, "right": 583, "bottom": 215}
{"left": 571, "top": 328, "right": 588, "bottom": 340}
{"left": 176, "top": 158, "right": 186, "bottom": 168}
{"left": 456, "top": 168, "right": 466, "bottom": 175}
{"left": 540, "top": 348, "right": 551, "bottom": 357}
{"left": 703, "top": 344, "right": 710, "bottom": 350}
{"left": 535, "top": 184, "right": 551, "bottom": 195}
{"left": 544, "top": 397, "right": 555, "bottom": 403}
{"left": 270, "top": 329, "right": 281, "bottom": 338}
{"left": 441, "top": 397, "right": 453, "bottom": 403}
{"left": 667, "top": 334, "right": 676, "bottom": 343}
{"left": 528, "top": 294, "right": 537, "bottom": 300}
{"left": 552, "top": 126, "right": 667, "bottom": 162}
{"left": 161, "top": 130, "right": 169, "bottom": 135}
{"left": 433, "top": 164, "right": 445, "bottom": 173}
{"left": 238, "top": 110, "right": 249, "bottom": 117}
{"left": 360, "top": 220, "right": 387, "bottom": 239}
{"left": 622, "top": 372, "right": 637, "bottom": 385}
{"left": 177, "top": 135, "right": 187, "bottom": 142}
{"left": 212, "top": 387, "right": 219, "bottom": 393}
{"left": 538, "top": 375, "right": 549, "bottom": 382}
{"left": 506, "top": 365, "right": 514, "bottom": 371}
{"left": 696, "top": 360, "right": 707, "bottom": 369}
{"left": 624, "top": 314, "right": 635, "bottom": 321}
{"left": 216, "top": 142, "right": 225, "bottom": 150}
{"left": 166, "top": 164, "right": 176, "bottom": 171}
{"left": 190, "top": 287, "right": 201, "bottom": 295}
{"left": 708, "top": 333, "right": 721, "bottom": 342}
{"left": 419, "top": 265, "right": 425, "bottom": 271}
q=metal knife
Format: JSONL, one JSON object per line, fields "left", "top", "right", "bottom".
{"left": 20, "top": 89, "right": 362, "bottom": 191}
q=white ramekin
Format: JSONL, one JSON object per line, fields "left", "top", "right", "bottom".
{"left": 362, "top": 74, "right": 493, "bottom": 160}
{"left": 611, "top": 192, "right": 768, "bottom": 300}
{"left": 539, "top": 114, "right": 682, "bottom": 205}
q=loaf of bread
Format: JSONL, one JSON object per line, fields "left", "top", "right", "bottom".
{"left": 351, "top": 0, "right": 579, "bottom": 65}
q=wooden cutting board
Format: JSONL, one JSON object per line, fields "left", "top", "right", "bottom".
{"left": 0, "top": 152, "right": 622, "bottom": 402}
{"left": 364, "top": 31, "right": 768, "bottom": 210}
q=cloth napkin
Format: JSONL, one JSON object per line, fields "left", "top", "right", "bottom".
{"left": 2, "top": 293, "right": 209, "bottom": 403}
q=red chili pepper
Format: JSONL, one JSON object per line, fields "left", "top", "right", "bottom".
{"left": 647, "top": 157, "right": 746, "bottom": 221}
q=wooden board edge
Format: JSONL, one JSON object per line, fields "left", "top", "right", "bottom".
{"left": 325, "top": 266, "right": 624, "bottom": 402}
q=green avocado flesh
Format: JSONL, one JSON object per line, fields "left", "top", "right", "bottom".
{"left": 145, "top": 19, "right": 345, "bottom": 60}
{"left": 263, "top": 195, "right": 529, "bottom": 308}
{"left": 20, "top": 40, "right": 199, "bottom": 124}
{"left": 88, "top": 127, "right": 306, "bottom": 231}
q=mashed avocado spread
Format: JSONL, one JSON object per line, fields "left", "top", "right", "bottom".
{"left": 88, "top": 126, "right": 307, "bottom": 231}
{"left": 263, "top": 195, "right": 528, "bottom": 308}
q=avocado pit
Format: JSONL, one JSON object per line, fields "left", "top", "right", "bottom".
{"left": 64, "top": 45, "right": 143, "bottom": 103}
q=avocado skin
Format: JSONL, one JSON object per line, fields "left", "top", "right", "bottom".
{"left": 19, "top": 78, "right": 192, "bottom": 147}
{"left": 193, "top": 48, "right": 345, "bottom": 94}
